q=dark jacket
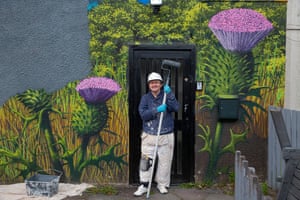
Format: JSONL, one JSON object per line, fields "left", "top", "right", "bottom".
{"left": 138, "top": 90, "right": 179, "bottom": 135}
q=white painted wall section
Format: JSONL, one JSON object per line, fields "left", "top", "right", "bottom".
{"left": 284, "top": 0, "right": 300, "bottom": 110}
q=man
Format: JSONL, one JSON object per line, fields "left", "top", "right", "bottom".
{"left": 134, "top": 72, "right": 179, "bottom": 196}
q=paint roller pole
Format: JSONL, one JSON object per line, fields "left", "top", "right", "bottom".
{"left": 146, "top": 60, "right": 180, "bottom": 199}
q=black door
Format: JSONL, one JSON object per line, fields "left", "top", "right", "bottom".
{"left": 128, "top": 44, "right": 196, "bottom": 184}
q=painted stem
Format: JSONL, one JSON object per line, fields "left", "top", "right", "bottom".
{"left": 78, "top": 135, "right": 90, "bottom": 167}
{"left": 205, "top": 121, "right": 223, "bottom": 181}
{"left": 40, "top": 111, "right": 64, "bottom": 174}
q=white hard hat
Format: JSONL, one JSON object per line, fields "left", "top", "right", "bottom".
{"left": 147, "top": 72, "right": 163, "bottom": 82}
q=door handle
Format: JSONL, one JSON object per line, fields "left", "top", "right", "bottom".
{"left": 184, "top": 104, "right": 188, "bottom": 113}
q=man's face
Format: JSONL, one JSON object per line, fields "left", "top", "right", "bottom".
{"left": 149, "top": 80, "right": 162, "bottom": 93}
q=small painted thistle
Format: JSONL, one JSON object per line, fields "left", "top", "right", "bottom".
{"left": 76, "top": 77, "right": 121, "bottom": 104}
{"left": 208, "top": 8, "right": 273, "bottom": 53}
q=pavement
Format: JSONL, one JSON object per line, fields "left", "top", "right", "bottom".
{"left": 62, "top": 184, "right": 235, "bottom": 200}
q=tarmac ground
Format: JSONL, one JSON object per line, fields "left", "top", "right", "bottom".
{"left": 62, "top": 184, "right": 235, "bottom": 200}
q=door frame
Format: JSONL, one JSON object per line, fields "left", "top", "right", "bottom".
{"left": 128, "top": 44, "right": 196, "bottom": 184}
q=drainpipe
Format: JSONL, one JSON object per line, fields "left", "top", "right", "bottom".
{"left": 284, "top": 0, "right": 300, "bottom": 110}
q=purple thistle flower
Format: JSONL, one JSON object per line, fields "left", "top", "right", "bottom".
{"left": 76, "top": 77, "right": 121, "bottom": 104}
{"left": 208, "top": 8, "right": 273, "bottom": 53}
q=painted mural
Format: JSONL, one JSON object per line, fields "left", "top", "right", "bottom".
{"left": 0, "top": 0, "right": 286, "bottom": 185}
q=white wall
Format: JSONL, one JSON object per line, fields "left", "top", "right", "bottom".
{"left": 284, "top": 0, "right": 300, "bottom": 110}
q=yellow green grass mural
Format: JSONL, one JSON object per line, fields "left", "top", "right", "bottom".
{"left": 0, "top": 78, "right": 128, "bottom": 183}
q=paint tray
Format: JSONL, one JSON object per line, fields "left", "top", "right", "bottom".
{"left": 25, "top": 169, "right": 62, "bottom": 197}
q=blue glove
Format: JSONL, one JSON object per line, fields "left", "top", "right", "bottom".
{"left": 157, "top": 104, "right": 167, "bottom": 113}
{"left": 164, "top": 85, "right": 171, "bottom": 94}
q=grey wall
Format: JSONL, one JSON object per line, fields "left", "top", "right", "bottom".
{"left": 0, "top": 0, "right": 91, "bottom": 105}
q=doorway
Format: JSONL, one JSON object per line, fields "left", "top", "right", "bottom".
{"left": 128, "top": 44, "right": 196, "bottom": 184}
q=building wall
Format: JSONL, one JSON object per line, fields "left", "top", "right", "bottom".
{"left": 284, "top": 0, "right": 300, "bottom": 111}
{"left": 0, "top": 0, "right": 91, "bottom": 106}
{"left": 0, "top": 0, "right": 287, "bottom": 184}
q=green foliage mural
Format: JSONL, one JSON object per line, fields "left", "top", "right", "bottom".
{"left": 0, "top": 0, "right": 286, "bottom": 184}
{"left": 87, "top": 0, "right": 285, "bottom": 182}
